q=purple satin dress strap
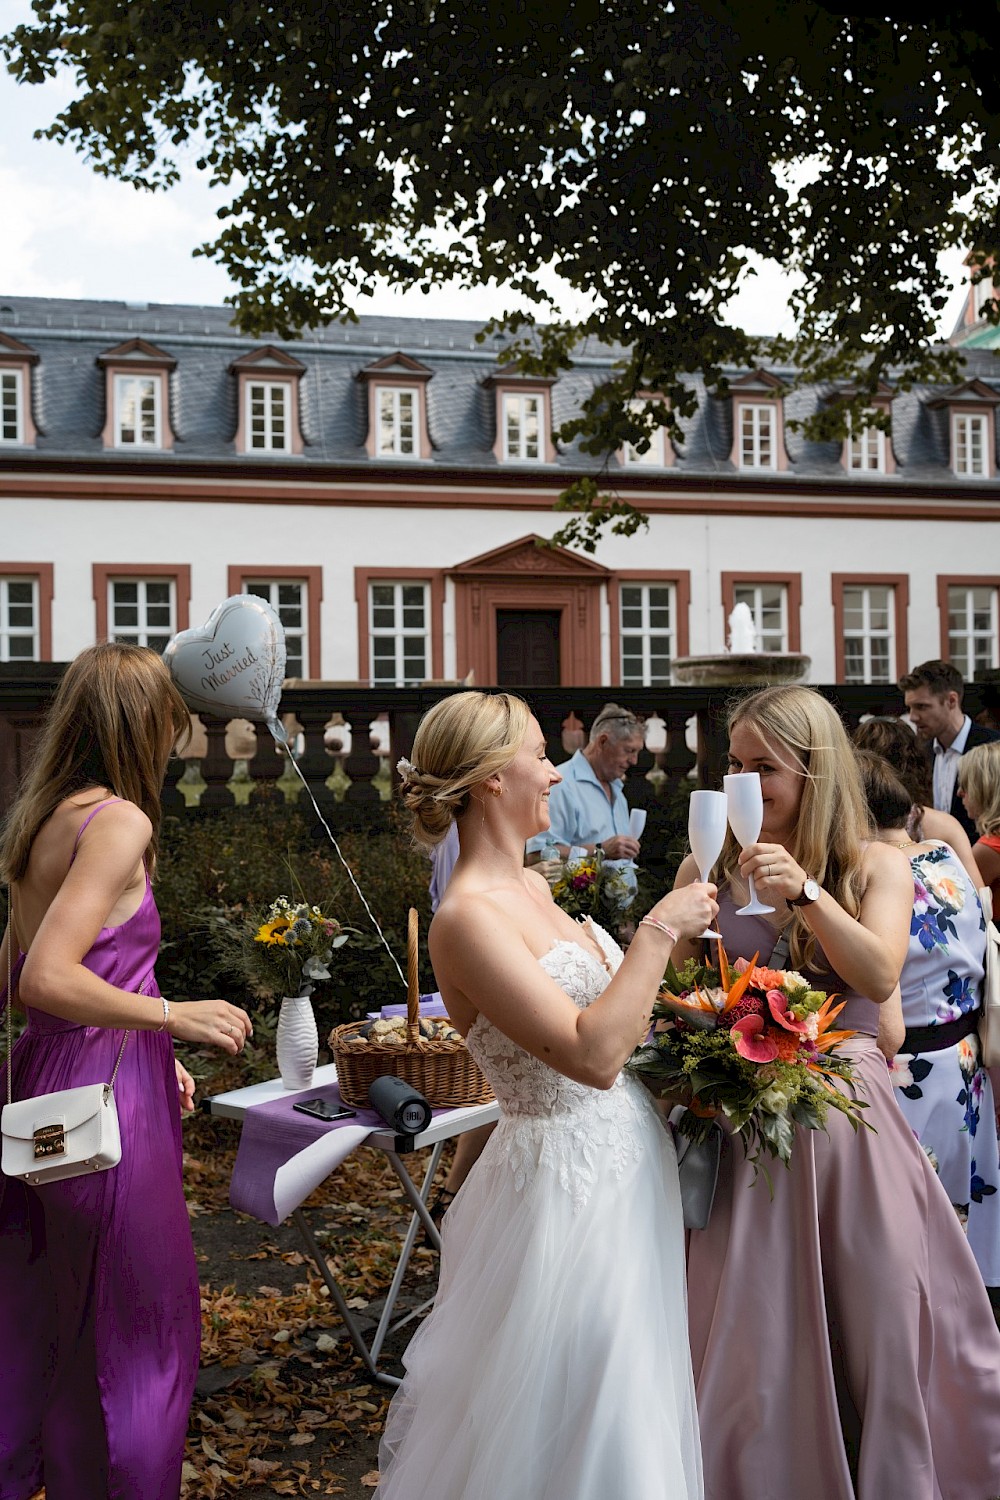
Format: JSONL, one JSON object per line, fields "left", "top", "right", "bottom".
{"left": 687, "top": 890, "right": 1000, "bottom": 1500}
{"left": 0, "top": 801, "right": 199, "bottom": 1500}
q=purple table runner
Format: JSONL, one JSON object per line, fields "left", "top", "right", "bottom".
{"left": 228, "top": 996, "right": 454, "bottom": 1227}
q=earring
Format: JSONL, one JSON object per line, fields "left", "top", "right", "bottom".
{"left": 491, "top": 783, "right": 503, "bottom": 798}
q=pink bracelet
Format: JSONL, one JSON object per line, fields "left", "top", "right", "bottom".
{"left": 639, "top": 916, "right": 678, "bottom": 944}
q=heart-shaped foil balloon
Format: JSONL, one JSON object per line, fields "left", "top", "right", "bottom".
{"left": 163, "top": 594, "right": 286, "bottom": 732}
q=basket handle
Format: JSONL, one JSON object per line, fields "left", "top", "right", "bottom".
{"left": 406, "top": 907, "right": 420, "bottom": 1045}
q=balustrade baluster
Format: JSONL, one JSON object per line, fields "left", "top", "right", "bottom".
{"left": 197, "top": 718, "right": 237, "bottom": 809}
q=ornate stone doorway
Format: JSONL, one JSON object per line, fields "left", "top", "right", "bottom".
{"left": 448, "top": 536, "right": 608, "bottom": 686}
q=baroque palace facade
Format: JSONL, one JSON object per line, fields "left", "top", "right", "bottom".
{"left": 1, "top": 292, "right": 999, "bottom": 688}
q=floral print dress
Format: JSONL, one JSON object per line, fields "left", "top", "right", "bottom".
{"left": 890, "top": 842, "right": 1000, "bottom": 1285}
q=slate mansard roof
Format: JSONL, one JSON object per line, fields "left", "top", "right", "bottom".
{"left": 1, "top": 293, "right": 999, "bottom": 485}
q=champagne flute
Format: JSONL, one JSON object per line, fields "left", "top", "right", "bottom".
{"left": 723, "top": 772, "right": 775, "bottom": 916}
{"left": 688, "top": 790, "right": 728, "bottom": 938}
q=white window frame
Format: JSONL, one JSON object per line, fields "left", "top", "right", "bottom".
{"left": 620, "top": 582, "right": 676, "bottom": 685}
{"left": 847, "top": 419, "right": 886, "bottom": 473}
{"left": 376, "top": 385, "right": 418, "bottom": 458}
{"left": 738, "top": 403, "right": 776, "bottom": 471}
{"left": 0, "top": 575, "right": 39, "bottom": 661}
{"left": 0, "top": 369, "right": 23, "bottom": 445}
{"left": 245, "top": 579, "right": 307, "bottom": 677}
{"left": 946, "top": 586, "right": 999, "bottom": 680}
{"left": 502, "top": 393, "right": 542, "bottom": 462}
{"left": 841, "top": 584, "right": 895, "bottom": 684}
{"left": 246, "top": 380, "right": 290, "bottom": 452}
{"left": 113, "top": 374, "right": 161, "bottom": 448}
{"left": 733, "top": 582, "right": 788, "bottom": 652}
{"left": 108, "top": 577, "right": 176, "bottom": 650}
{"left": 369, "top": 581, "right": 430, "bottom": 686}
{"left": 623, "top": 400, "right": 666, "bottom": 467}
{"left": 952, "top": 411, "right": 990, "bottom": 477}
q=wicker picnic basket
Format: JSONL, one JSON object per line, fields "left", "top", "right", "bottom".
{"left": 330, "top": 908, "right": 494, "bottom": 1109}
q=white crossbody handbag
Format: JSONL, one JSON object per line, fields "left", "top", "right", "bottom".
{"left": 1, "top": 896, "right": 135, "bottom": 1187}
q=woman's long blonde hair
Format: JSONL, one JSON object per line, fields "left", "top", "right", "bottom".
{"left": 958, "top": 741, "right": 1000, "bottom": 837}
{"left": 0, "top": 643, "right": 191, "bottom": 882}
{"left": 718, "top": 686, "right": 870, "bottom": 973}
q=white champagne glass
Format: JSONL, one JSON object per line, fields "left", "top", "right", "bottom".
{"left": 688, "top": 790, "right": 728, "bottom": 939}
{"left": 723, "top": 772, "right": 775, "bottom": 916}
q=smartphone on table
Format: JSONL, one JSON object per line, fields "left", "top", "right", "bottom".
{"left": 292, "top": 1098, "right": 357, "bottom": 1122}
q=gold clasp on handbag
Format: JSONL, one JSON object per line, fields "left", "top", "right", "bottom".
{"left": 33, "top": 1123, "right": 66, "bottom": 1159}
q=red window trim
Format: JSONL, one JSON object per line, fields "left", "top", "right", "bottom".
{"left": 830, "top": 574, "right": 909, "bottom": 682}
{"left": 721, "top": 572, "right": 802, "bottom": 652}
{"left": 936, "top": 574, "right": 1000, "bottom": 661}
{"left": 92, "top": 563, "right": 191, "bottom": 642}
{"left": 608, "top": 570, "right": 691, "bottom": 686}
{"left": 227, "top": 564, "right": 323, "bottom": 678}
{"left": 354, "top": 567, "right": 445, "bottom": 682}
{"left": 0, "top": 561, "right": 53, "bottom": 660}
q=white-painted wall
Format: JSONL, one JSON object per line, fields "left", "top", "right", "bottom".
{"left": 4, "top": 490, "right": 996, "bottom": 681}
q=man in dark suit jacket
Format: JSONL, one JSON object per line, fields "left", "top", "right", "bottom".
{"left": 899, "top": 660, "right": 1000, "bottom": 842}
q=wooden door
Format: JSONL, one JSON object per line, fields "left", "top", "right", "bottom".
{"left": 495, "top": 610, "right": 561, "bottom": 686}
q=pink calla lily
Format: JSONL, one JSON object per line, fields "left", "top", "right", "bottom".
{"left": 766, "top": 988, "right": 810, "bottom": 1034}
{"left": 730, "top": 1015, "right": 780, "bottom": 1063}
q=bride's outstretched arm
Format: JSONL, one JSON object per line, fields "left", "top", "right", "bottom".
{"left": 429, "top": 882, "right": 716, "bottom": 1091}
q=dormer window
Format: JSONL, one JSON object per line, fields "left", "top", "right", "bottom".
{"left": 97, "top": 338, "right": 176, "bottom": 451}
{"left": 953, "top": 412, "right": 988, "bottom": 476}
{"left": 1, "top": 370, "right": 22, "bottom": 443}
{"left": 0, "top": 332, "right": 39, "bottom": 447}
{"left": 726, "top": 370, "right": 787, "bottom": 472}
{"left": 377, "top": 385, "right": 417, "bottom": 457}
{"left": 621, "top": 397, "right": 673, "bottom": 467}
{"left": 115, "top": 374, "right": 160, "bottom": 447}
{"left": 230, "top": 346, "right": 306, "bottom": 455}
{"left": 927, "top": 380, "right": 1000, "bottom": 479}
{"left": 484, "top": 373, "right": 556, "bottom": 464}
{"left": 358, "top": 352, "right": 433, "bottom": 461}
{"left": 740, "top": 404, "right": 774, "bottom": 470}
{"left": 830, "top": 382, "right": 895, "bottom": 476}
{"left": 503, "top": 393, "right": 541, "bottom": 461}
{"left": 847, "top": 422, "right": 885, "bottom": 472}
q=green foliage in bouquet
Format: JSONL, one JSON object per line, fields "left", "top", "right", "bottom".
{"left": 629, "top": 948, "right": 869, "bottom": 1186}
{"left": 209, "top": 895, "right": 350, "bottom": 1002}
{"left": 550, "top": 851, "right": 637, "bottom": 925}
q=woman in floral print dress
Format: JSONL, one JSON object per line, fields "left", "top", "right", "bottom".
{"left": 857, "top": 751, "right": 1000, "bottom": 1289}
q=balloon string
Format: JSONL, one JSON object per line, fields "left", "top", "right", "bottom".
{"left": 279, "top": 744, "right": 407, "bottom": 989}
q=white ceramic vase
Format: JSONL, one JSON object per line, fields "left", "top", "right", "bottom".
{"left": 276, "top": 994, "right": 318, "bottom": 1091}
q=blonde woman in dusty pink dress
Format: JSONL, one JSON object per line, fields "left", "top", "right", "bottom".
{"left": 674, "top": 686, "right": 1000, "bottom": 1500}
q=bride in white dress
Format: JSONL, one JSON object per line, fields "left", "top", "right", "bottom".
{"left": 377, "top": 692, "right": 716, "bottom": 1500}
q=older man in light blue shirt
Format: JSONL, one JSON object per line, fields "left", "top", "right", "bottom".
{"left": 527, "top": 704, "right": 645, "bottom": 862}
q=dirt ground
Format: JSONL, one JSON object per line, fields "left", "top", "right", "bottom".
{"left": 179, "top": 1110, "right": 446, "bottom": 1499}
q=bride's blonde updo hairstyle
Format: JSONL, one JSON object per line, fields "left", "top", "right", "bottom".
{"left": 398, "top": 691, "right": 532, "bottom": 848}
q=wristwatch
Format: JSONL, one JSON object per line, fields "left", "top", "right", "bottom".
{"left": 787, "top": 877, "right": 821, "bottom": 910}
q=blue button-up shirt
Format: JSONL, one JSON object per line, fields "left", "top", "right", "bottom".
{"left": 526, "top": 749, "right": 632, "bottom": 853}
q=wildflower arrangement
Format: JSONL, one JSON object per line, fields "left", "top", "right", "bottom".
{"left": 628, "top": 946, "right": 868, "bottom": 1178}
{"left": 550, "top": 851, "right": 637, "bottom": 925}
{"left": 212, "top": 896, "right": 350, "bottom": 1002}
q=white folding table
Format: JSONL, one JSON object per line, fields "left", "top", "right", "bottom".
{"left": 205, "top": 1063, "right": 499, "bottom": 1387}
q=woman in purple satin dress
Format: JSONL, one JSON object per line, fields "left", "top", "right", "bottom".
{"left": 674, "top": 686, "right": 1000, "bottom": 1500}
{"left": 0, "top": 644, "right": 253, "bottom": 1500}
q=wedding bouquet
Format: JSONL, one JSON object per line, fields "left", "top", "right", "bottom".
{"left": 211, "top": 895, "right": 349, "bottom": 1001}
{"left": 628, "top": 947, "right": 868, "bottom": 1179}
{"left": 550, "top": 850, "right": 636, "bottom": 925}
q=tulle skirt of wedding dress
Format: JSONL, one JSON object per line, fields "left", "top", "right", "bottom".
{"left": 376, "top": 1093, "right": 703, "bottom": 1500}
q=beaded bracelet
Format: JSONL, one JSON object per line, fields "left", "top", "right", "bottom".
{"left": 156, "top": 996, "right": 171, "bottom": 1033}
{"left": 639, "top": 916, "right": 679, "bottom": 945}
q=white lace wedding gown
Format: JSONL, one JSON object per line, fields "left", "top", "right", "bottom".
{"left": 375, "top": 923, "right": 703, "bottom": 1500}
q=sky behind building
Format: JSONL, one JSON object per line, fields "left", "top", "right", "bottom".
{"left": 0, "top": 0, "right": 969, "bottom": 337}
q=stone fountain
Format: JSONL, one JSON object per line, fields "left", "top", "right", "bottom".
{"left": 671, "top": 602, "right": 811, "bottom": 687}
